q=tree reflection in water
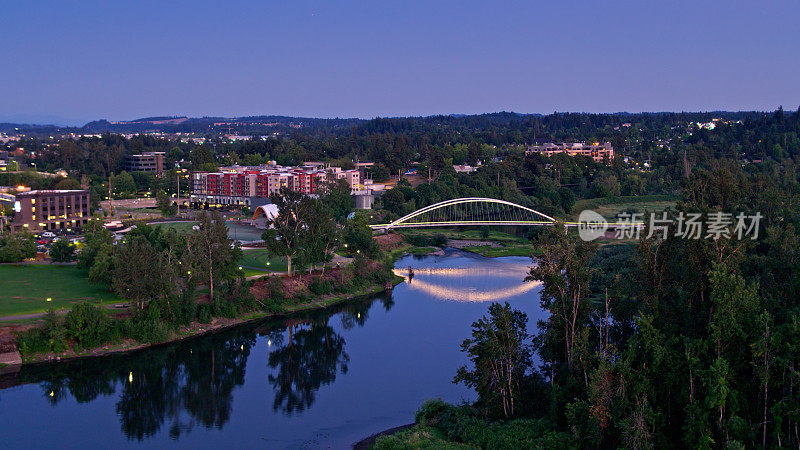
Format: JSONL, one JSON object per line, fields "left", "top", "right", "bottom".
{"left": 16, "top": 331, "right": 256, "bottom": 441}
{"left": 266, "top": 298, "right": 376, "bottom": 414}
{"left": 6, "top": 295, "right": 392, "bottom": 441}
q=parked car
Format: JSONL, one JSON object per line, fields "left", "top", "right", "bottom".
{"left": 41, "top": 231, "right": 56, "bottom": 238}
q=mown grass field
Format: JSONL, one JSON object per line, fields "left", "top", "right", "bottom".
{"left": 238, "top": 248, "right": 290, "bottom": 273}
{"left": 0, "top": 265, "right": 119, "bottom": 317}
{"left": 149, "top": 221, "right": 198, "bottom": 235}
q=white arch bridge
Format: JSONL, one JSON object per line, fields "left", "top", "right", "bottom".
{"left": 370, "top": 197, "right": 643, "bottom": 231}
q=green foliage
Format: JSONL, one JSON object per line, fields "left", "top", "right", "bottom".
{"left": 197, "top": 304, "right": 212, "bottom": 323}
{"left": 49, "top": 239, "right": 75, "bottom": 262}
{"left": 79, "top": 219, "right": 115, "bottom": 284}
{"left": 386, "top": 400, "right": 573, "bottom": 449}
{"left": 369, "top": 162, "right": 390, "bottom": 182}
{"left": 186, "top": 211, "right": 237, "bottom": 301}
{"left": 155, "top": 189, "right": 176, "bottom": 216}
{"left": 16, "top": 309, "right": 68, "bottom": 355}
{"left": 112, "top": 171, "right": 137, "bottom": 197}
{"left": 123, "top": 307, "right": 173, "bottom": 344}
{"left": 112, "top": 235, "right": 168, "bottom": 309}
{"left": 454, "top": 302, "right": 533, "bottom": 418}
{"left": 0, "top": 231, "right": 36, "bottom": 262}
{"left": 308, "top": 278, "right": 332, "bottom": 295}
{"left": 320, "top": 178, "right": 355, "bottom": 222}
{"left": 64, "top": 302, "right": 118, "bottom": 349}
{"left": 343, "top": 212, "right": 380, "bottom": 257}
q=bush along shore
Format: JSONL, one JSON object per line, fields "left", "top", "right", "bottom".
{"left": 15, "top": 256, "right": 398, "bottom": 364}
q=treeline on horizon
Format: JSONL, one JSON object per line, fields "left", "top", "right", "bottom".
{"left": 5, "top": 107, "right": 800, "bottom": 216}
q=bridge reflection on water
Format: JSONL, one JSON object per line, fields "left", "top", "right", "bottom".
{"left": 393, "top": 265, "right": 542, "bottom": 302}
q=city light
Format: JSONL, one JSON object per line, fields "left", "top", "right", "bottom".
{"left": 128, "top": 372, "right": 133, "bottom": 383}
{"left": 46, "top": 298, "right": 52, "bottom": 302}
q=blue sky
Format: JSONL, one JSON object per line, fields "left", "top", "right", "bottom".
{"left": 1, "top": 1, "right": 798, "bottom": 125}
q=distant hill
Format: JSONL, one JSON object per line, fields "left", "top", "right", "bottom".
{"left": 0, "top": 110, "right": 774, "bottom": 137}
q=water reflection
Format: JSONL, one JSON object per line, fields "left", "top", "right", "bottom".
{"left": 0, "top": 252, "right": 543, "bottom": 448}
{"left": 393, "top": 266, "right": 542, "bottom": 302}
{"left": 5, "top": 298, "right": 380, "bottom": 442}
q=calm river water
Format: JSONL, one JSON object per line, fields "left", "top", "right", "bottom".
{"left": 0, "top": 250, "right": 545, "bottom": 449}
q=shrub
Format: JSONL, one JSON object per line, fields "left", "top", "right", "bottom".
{"left": 411, "top": 400, "right": 574, "bottom": 449}
{"left": 212, "top": 294, "right": 239, "bottom": 318}
{"left": 16, "top": 309, "right": 68, "bottom": 355}
{"left": 49, "top": 239, "right": 76, "bottom": 262}
{"left": 309, "top": 278, "right": 332, "bottom": 295}
{"left": 197, "top": 304, "right": 212, "bottom": 323}
{"left": 124, "top": 307, "right": 172, "bottom": 344}
{"left": 64, "top": 302, "right": 115, "bottom": 349}
{"left": 415, "top": 399, "right": 453, "bottom": 426}
{"left": 431, "top": 233, "right": 448, "bottom": 247}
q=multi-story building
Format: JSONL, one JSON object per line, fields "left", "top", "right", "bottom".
{"left": 11, "top": 189, "right": 91, "bottom": 232}
{"left": 526, "top": 142, "right": 614, "bottom": 164}
{"left": 189, "top": 164, "right": 360, "bottom": 207}
{"left": 125, "top": 152, "right": 166, "bottom": 176}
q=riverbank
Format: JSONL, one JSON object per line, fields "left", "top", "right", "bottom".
{"left": 10, "top": 275, "right": 404, "bottom": 367}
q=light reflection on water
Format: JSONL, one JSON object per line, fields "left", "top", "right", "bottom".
{"left": 0, "top": 249, "right": 544, "bottom": 449}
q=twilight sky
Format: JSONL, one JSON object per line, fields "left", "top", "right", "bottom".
{"left": 1, "top": 1, "right": 798, "bottom": 125}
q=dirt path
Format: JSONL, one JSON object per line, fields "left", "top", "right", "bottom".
{"left": 0, "top": 303, "right": 129, "bottom": 322}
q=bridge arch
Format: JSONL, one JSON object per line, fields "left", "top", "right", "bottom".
{"left": 371, "top": 197, "right": 556, "bottom": 231}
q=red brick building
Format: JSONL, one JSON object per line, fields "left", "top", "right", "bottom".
{"left": 11, "top": 190, "right": 91, "bottom": 232}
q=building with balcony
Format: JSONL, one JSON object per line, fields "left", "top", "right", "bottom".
{"left": 189, "top": 164, "right": 361, "bottom": 207}
{"left": 526, "top": 142, "right": 614, "bottom": 164}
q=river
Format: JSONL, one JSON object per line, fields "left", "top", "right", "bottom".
{"left": 0, "top": 249, "right": 545, "bottom": 449}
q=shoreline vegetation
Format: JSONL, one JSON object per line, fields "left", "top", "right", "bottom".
{"left": 3, "top": 234, "right": 536, "bottom": 367}
{"left": 2, "top": 227, "right": 537, "bottom": 367}
{"left": 15, "top": 274, "right": 403, "bottom": 366}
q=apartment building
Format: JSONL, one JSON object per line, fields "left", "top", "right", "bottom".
{"left": 124, "top": 152, "right": 166, "bottom": 176}
{"left": 526, "top": 142, "right": 614, "bottom": 163}
{"left": 11, "top": 189, "right": 91, "bottom": 232}
{"left": 189, "top": 164, "right": 360, "bottom": 207}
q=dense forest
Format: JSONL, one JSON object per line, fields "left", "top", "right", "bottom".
{"left": 369, "top": 109, "right": 800, "bottom": 448}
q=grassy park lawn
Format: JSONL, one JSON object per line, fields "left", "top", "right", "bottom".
{"left": 0, "top": 265, "right": 119, "bottom": 317}
{"left": 149, "top": 221, "right": 198, "bottom": 235}
{"left": 238, "top": 248, "right": 289, "bottom": 273}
